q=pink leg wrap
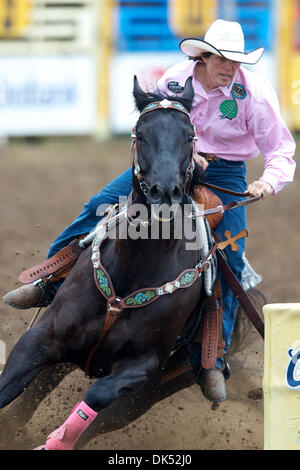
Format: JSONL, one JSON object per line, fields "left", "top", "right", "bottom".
{"left": 44, "top": 401, "right": 98, "bottom": 450}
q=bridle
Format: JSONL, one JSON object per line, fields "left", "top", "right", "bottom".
{"left": 130, "top": 99, "right": 198, "bottom": 198}
{"left": 84, "top": 101, "right": 264, "bottom": 375}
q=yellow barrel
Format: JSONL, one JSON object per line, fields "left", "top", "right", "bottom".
{"left": 263, "top": 303, "right": 300, "bottom": 450}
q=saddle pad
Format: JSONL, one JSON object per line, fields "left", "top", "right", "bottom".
{"left": 192, "top": 199, "right": 217, "bottom": 297}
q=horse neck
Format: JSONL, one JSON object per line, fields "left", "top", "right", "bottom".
{"left": 106, "top": 199, "right": 200, "bottom": 294}
{"left": 115, "top": 202, "right": 195, "bottom": 261}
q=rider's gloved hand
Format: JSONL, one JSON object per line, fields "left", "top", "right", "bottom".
{"left": 245, "top": 180, "right": 273, "bottom": 198}
{"left": 193, "top": 153, "right": 209, "bottom": 170}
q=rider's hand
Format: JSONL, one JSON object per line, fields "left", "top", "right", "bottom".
{"left": 193, "top": 153, "right": 209, "bottom": 170}
{"left": 246, "top": 180, "right": 273, "bottom": 198}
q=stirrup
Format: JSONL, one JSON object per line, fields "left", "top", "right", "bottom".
{"left": 34, "top": 278, "right": 56, "bottom": 307}
{"left": 222, "top": 356, "right": 230, "bottom": 381}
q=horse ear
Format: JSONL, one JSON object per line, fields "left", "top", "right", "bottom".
{"left": 179, "top": 77, "right": 194, "bottom": 112}
{"left": 133, "top": 75, "right": 148, "bottom": 112}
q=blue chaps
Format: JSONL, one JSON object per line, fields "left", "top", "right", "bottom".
{"left": 48, "top": 160, "right": 247, "bottom": 366}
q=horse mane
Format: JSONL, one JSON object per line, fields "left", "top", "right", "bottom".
{"left": 133, "top": 88, "right": 190, "bottom": 112}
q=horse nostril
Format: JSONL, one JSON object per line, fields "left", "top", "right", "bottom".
{"left": 148, "top": 184, "right": 182, "bottom": 206}
{"left": 170, "top": 186, "right": 183, "bottom": 205}
{"left": 148, "top": 184, "right": 163, "bottom": 204}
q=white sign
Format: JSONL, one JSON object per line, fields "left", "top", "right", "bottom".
{"left": 109, "top": 52, "right": 182, "bottom": 134}
{"left": 0, "top": 56, "right": 96, "bottom": 136}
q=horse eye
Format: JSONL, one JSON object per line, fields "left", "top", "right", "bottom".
{"left": 187, "top": 135, "right": 194, "bottom": 143}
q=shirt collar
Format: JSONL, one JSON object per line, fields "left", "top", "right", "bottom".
{"left": 220, "top": 81, "right": 235, "bottom": 97}
{"left": 221, "top": 70, "right": 239, "bottom": 96}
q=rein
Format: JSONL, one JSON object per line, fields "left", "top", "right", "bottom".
{"left": 200, "top": 181, "right": 252, "bottom": 198}
{"left": 191, "top": 180, "right": 263, "bottom": 217}
{"left": 190, "top": 192, "right": 262, "bottom": 219}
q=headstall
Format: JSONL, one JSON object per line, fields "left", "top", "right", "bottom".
{"left": 130, "top": 99, "right": 198, "bottom": 196}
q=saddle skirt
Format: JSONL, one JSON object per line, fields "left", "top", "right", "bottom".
{"left": 191, "top": 198, "right": 218, "bottom": 297}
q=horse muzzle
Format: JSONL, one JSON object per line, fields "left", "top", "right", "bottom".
{"left": 147, "top": 183, "right": 183, "bottom": 206}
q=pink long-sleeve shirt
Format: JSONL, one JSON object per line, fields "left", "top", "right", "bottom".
{"left": 157, "top": 59, "right": 296, "bottom": 194}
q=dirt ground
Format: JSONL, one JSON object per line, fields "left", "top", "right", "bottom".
{"left": 0, "top": 134, "right": 299, "bottom": 451}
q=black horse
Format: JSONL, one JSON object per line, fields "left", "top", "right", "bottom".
{"left": 0, "top": 76, "right": 259, "bottom": 450}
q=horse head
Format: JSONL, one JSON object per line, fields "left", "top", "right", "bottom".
{"left": 132, "top": 76, "right": 196, "bottom": 208}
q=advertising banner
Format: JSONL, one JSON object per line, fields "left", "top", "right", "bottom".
{"left": 0, "top": 56, "right": 96, "bottom": 136}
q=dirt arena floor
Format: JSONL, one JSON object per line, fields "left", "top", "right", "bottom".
{"left": 0, "top": 134, "right": 299, "bottom": 451}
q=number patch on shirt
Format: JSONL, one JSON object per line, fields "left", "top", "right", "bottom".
{"left": 167, "top": 81, "right": 185, "bottom": 93}
{"left": 231, "top": 83, "right": 247, "bottom": 100}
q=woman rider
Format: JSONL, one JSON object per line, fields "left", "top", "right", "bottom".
{"left": 3, "top": 19, "right": 296, "bottom": 403}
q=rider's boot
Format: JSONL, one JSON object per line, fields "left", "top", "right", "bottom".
{"left": 190, "top": 342, "right": 227, "bottom": 402}
{"left": 2, "top": 279, "right": 56, "bottom": 309}
{"left": 198, "top": 366, "right": 226, "bottom": 402}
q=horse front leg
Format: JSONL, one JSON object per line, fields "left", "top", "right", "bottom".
{"left": 0, "top": 362, "right": 77, "bottom": 450}
{"left": 0, "top": 322, "right": 64, "bottom": 410}
{"left": 1, "top": 362, "right": 77, "bottom": 424}
{"left": 37, "top": 352, "right": 159, "bottom": 450}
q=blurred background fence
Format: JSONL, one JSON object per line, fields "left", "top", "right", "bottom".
{"left": 0, "top": 0, "right": 298, "bottom": 138}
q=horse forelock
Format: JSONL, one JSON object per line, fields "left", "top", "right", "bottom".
{"left": 134, "top": 90, "right": 194, "bottom": 115}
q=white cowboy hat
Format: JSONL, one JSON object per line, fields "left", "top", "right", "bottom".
{"left": 179, "top": 19, "right": 264, "bottom": 65}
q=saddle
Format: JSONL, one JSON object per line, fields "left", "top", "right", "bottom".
{"left": 192, "top": 185, "right": 224, "bottom": 230}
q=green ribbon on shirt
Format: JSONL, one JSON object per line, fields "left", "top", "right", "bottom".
{"left": 219, "top": 83, "right": 247, "bottom": 120}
